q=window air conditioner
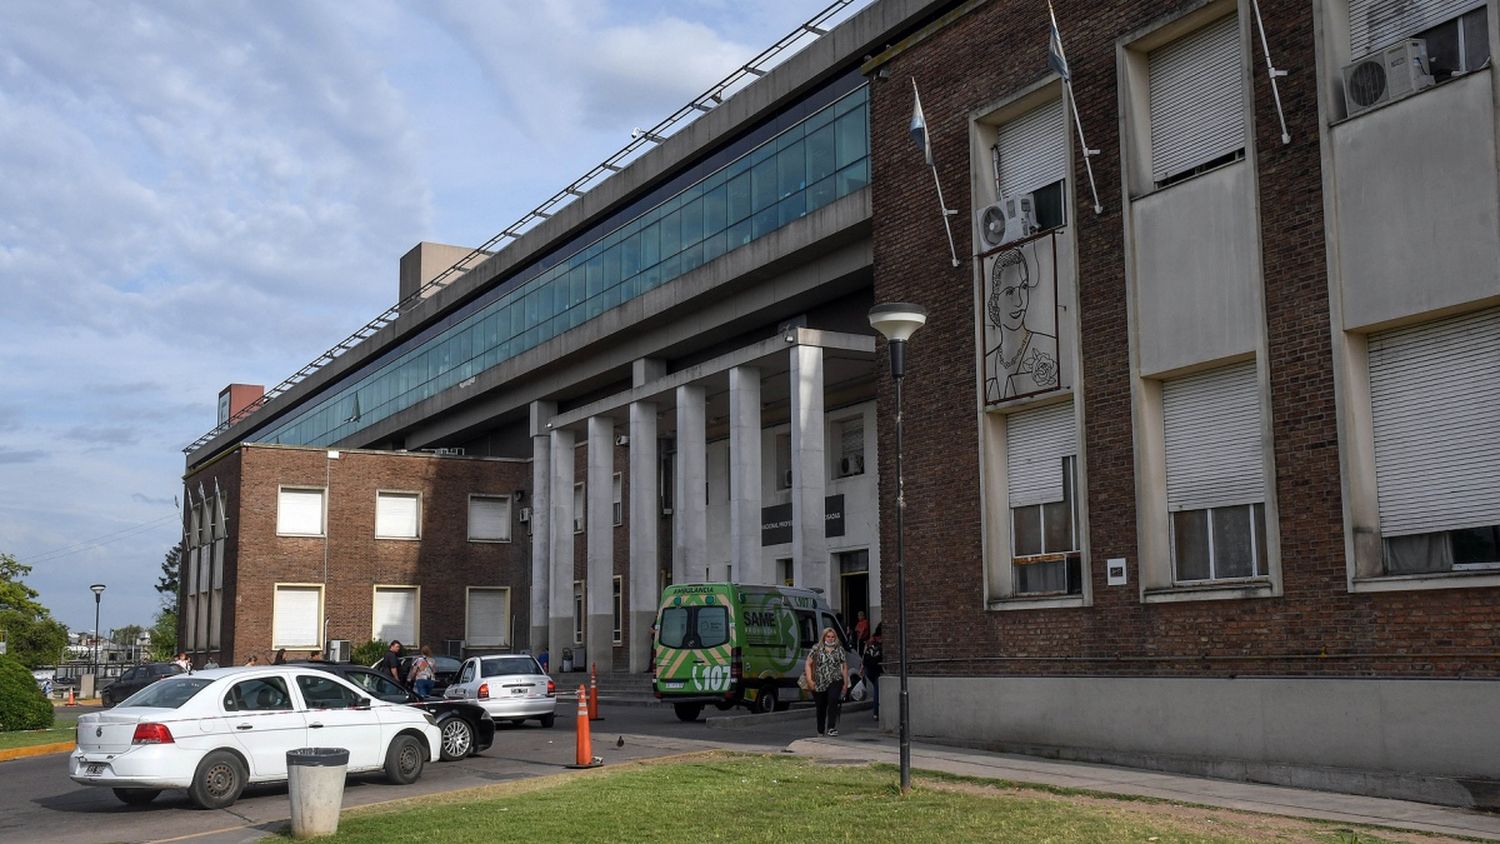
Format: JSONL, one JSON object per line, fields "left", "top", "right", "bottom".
{"left": 326, "top": 640, "right": 351, "bottom": 663}
{"left": 443, "top": 639, "right": 465, "bottom": 658}
{"left": 614, "top": 434, "right": 630, "bottom": 446}
{"left": 1342, "top": 39, "right": 1434, "bottom": 118}
{"left": 518, "top": 507, "right": 531, "bottom": 523}
{"left": 975, "top": 192, "right": 1039, "bottom": 250}
{"left": 839, "top": 455, "right": 864, "bottom": 476}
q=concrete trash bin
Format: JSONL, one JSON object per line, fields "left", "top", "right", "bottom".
{"left": 287, "top": 747, "right": 349, "bottom": 838}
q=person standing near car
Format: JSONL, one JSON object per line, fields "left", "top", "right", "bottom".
{"left": 173, "top": 651, "right": 192, "bottom": 672}
{"left": 863, "top": 624, "right": 884, "bottom": 722}
{"left": 382, "top": 640, "right": 404, "bottom": 685}
{"left": 804, "top": 627, "right": 849, "bottom": 737}
{"left": 408, "top": 645, "right": 437, "bottom": 697}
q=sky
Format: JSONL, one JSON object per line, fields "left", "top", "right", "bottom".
{"left": 0, "top": 0, "right": 869, "bottom": 639}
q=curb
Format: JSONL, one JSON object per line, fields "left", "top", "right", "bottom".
{"left": 0, "top": 741, "right": 75, "bottom": 762}
{"left": 707, "top": 700, "right": 873, "bottom": 729}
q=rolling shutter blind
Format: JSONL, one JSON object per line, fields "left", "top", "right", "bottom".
{"left": 273, "top": 586, "right": 320, "bottom": 648}
{"left": 277, "top": 488, "right": 324, "bottom": 535}
{"left": 996, "top": 99, "right": 1066, "bottom": 197}
{"left": 1148, "top": 14, "right": 1244, "bottom": 183}
{"left": 1368, "top": 308, "right": 1500, "bottom": 536}
{"left": 186, "top": 548, "right": 198, "bottom": 594}
{"left": 1162, "top": 361, "right": 1265, "bottom": 510}
{"left": 376, "top": 492, "right": 420, "bottom": 538}
{"left": 467, "top": 589, "right": 507, "bottom": 647}
{"left": 468, "top": 496, "right": 510, "bottom": 541}
{"left": 373, "top": 587, "right": 417, "bottom": 644}
{"left": 1349, "top": 0, "right": 1479, "bottom": 55}
{"left": 1006, "top": 400, "right": 1076, "bottom": 507}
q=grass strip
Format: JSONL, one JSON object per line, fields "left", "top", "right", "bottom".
{"left": 0, "top": 726, "right": 74, "bottom": 752}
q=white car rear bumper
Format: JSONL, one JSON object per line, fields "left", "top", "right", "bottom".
{"left": 68, "top": 747, "right": 197, "bottom": 790}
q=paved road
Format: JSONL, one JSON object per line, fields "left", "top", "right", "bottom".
{"left": 0, "top": 705, "right": 825, "bottom": 844}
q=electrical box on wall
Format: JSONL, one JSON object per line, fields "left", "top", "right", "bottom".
{"left": 1106, "top": 558, "right": 1128, "bottom": 587}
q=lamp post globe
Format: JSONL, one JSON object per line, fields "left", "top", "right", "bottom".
{"left": 868, "top": 302, "right": 926, "bottom": 796}
{"left": 89, "top": 583, "right": 106, "bottom": 690}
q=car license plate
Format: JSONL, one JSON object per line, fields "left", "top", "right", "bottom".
{"left": 84, "top": 763, "right": 105, "bottom": 777}
{"left": 511, "top": 687, "right": 526, "bottom": 695}
{"left": 662, "top": 681, "right": 684, "bottom": 690}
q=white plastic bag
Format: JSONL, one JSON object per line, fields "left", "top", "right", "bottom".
{"left": 849, "top": 678, "right": 867, "bottom": 701}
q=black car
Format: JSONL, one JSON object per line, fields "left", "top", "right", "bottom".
{"left": 100, "top": 663, "right": 184, "bottom": 707}
{"left": 290, "top": 662, "right": 494, "bottom": 761}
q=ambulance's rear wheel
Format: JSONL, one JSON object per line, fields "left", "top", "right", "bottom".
{"left": 753, "top": 687, "right": 777, "bottom": 714}
{"left": 673, "top": 702, "right": 703, "bottom": 722}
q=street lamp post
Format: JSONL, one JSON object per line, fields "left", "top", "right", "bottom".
{"left": 89, "top": 584, "right": 106, "bottom": 688}
{"left": 868, "top": 303, "right": 927, "bottom": 796}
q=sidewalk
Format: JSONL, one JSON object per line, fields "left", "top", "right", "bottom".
{"left": 789, "top": 730, "right": 1500, "bottom": 841}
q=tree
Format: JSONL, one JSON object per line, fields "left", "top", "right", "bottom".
{"left": 149, "top": 609, "right": 178, "bottom": 662}
{"left": 111, "top": 624, "right": 145, "bottom": 647}
{"left": 0, "top": 553, "right": 67, "bottom": 669}
{"left": 0, "top": 553, "right": 46, "bottom": 618}
{"left": 156, "top": 543, "right": 181, "bottom": 613}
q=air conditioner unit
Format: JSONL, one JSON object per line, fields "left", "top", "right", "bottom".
{"left": 1342, "top": 39, "right": 1434, "bottom": 118}
{"left": 614, "top": 434, "right": 630, "bottom": 446}
{"left": 975, "top": 193, "right": 1039, "bottom": 251}
{"left": 443, "top": 639, "right": 465, "bottom": 658}
{"left": 839, "top": 454, "right": 864, "bottom": 476}
{"left": 326, "top": 640, "right": 351, "bottom": 663}
{"left": 518, "top": 507, "right": 531, "bottom": 523}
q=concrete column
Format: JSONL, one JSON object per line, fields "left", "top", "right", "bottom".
{"left": 586, "top": 416, "right": 615, "bottom": 671}
{"left": 729, "top": 366, "right": 764, "bottom": 585}
{"left": 548, "top": 428, "right": 576, "bottom": 659}
{"left": 628, "top": 401, "right": 659, "bottom": 673}
{"left": 528, "top": 401, "right": 555, "bottom": 654}
{"left": 673, "top": 384, "right": 707, "bottom": 584}
{"left": 790, "top": 345, "right": 829, "bottom": 603}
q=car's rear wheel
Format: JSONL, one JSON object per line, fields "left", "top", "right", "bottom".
{"left": 384, "top": 734, "right": 424, "bottom": 784}
{"left": 674, "top": 702, "right": 703, "bottom": 722}
{"left": 753, "top": 686, "right": 778, "bottom": 714}
{"left": 112, "top": 787, "right": 161, "bottom": 806}
{"left": 189, "top": 750, "right": 246, "bottom": 810}
{"left": 539, "top": 713, "right": 556, "bottom": 728}
{"left": 438, "top": 717, "right": 474, "bottom": 761}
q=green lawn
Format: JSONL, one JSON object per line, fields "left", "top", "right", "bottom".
{"left": 301, "top": 754, "right": 1430, "bottom": 844}
{"left": 0, "top": 725, "right": 74, "bottom": 751}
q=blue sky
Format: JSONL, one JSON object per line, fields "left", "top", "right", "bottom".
{"left": 0, "top": 0, "right": 868, "bottom": 638}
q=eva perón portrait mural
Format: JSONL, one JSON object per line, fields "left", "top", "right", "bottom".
{"left": 981, "top": 230, "right": 1064, "bottom": 406}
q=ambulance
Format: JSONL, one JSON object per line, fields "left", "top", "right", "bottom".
{"left": 653, "top": 582, "right": 862, "bottom": 721}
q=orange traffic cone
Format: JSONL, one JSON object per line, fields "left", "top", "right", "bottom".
{"left": 67, "top": 688, "right": 76, "bottom": 706}
{"left": 588, "top": 661, "right": 601, "bottom": 721}
{"left": 565, "top": 684, "right": 602, "bottom": 769}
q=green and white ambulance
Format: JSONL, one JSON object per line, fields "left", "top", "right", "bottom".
{"left": 653, "top": 582, "right": 862, "bottom": 721}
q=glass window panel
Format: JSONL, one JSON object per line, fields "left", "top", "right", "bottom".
{"left": 727, "top": 172, "right": 752, "bottom": 223}
{"left": 1043, "top": 499, "right": 1073, "bottom": 554}
{"left": 586, "top": 253, "right": 604, "bottom": 297}
{"left": 806, "top": 175, "right": 836, "bottom": 213}
{"left": 1212, "top": 505, "right": 1256, "bottom": 578}
{"left": 750, "top": 142, "right": 776, "bottom": 166}
{"left": 567, "top": 267, "right": 586, "bottom": 307}
{"left": 642, "top": 263, "right": 662, "bottom": 291}
{"left": 1452, "top": 524, "right": 1500, "bottom": 566}
{"left": 620, "top": 233, "right": 641, "bottom": 277}
{"left": 679, "top": 197, "right": 702, "bottom": 246}
{"left": 602, "top": 244, "right": 622, "bottom": 289}
{"left": 727, "top": 219, "right": 753, "bottom": 250}
{"left": 1384, "top": 532, "right": 1453, "bottom": 574}
{"left": 777, "top": 192, "right": 806, "bottom": 226}
{"left": 776, "top": 125, "right": 804, "bottom": 150}
{"left": 777, "top": 141, "right": 805, "bottom": 199}
{"left": 1012, "top": 505, "right": 1042, "bottom": 557}
{"left": 1253, "top": 502, "right": 1268, "bottom": 575}
{"left": 751, "top": 205, "right": 779, "bottom": 240}
{"left": 1463, "top": 8, "right": 1490, "bottom": 71}
{"left": 805, "top": 101, "right": 836, "bottom": 132}
{"left": 660, "top": 209, "right": 681, "bottom": 257}
{"left": 703, "top": 185, "right": 727, "bottom": 234}
{"left": 835, "top": 105, "right": 867, "bottom": 169}
{"left": 641, "top": 221, "right": 661, "bottom": 267}
{"left": 1015, "top": 559, "right": 1066, "bottom": 594}
{"left": 680, "top": 242, "right": 702, "bottom": 274}
{"left": 805, "top": 124, "right": 836, "bottom": 185}
{"left": 751, "top": 157, "right": 778, "bottom": 211}
{"left": 836, "top": 159, "right": 869, "bottom": 196}
{"left": 660, "top": 252, "right": 681, "bottom": 282}
{"left": 725, "top": 153, "right": 752, "bottom": 179}
{"left": 702, "top": 231, "right": 726, "bottom": 263}
{"left": 1172, "top": 509, "right": 1211, "bottom": 581}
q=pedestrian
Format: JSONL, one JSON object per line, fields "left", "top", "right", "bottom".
{"left": 382, "top": 640, "right": 404, "bottom": 685}
{"left": 202, "top": 656, "right": 220, "bottom": 669}
{"left": 307, "top": 649, "right": 322, "bottom": 662}
{"left": 804, "top": 626, "right": 849, "bottom": 737}
{"left": 173, "top": 651, "right": 192, "bottom": 672}
{"left": 863, "top": 625, "right": 883, "bottom": 721}
{"left": 244, "top": 655, "right": 260, "bottom": 667}
{"left": 408, "top": 645, "right": 437, "bottom": 697}
{"left": 537, "top": 647, "right": 549, "bottom": 674}
{"left": 853, "top": 611, "right": 870, "bottom": 650}
{"left": 272, "top": 648, "right": 287, "bottom": 665}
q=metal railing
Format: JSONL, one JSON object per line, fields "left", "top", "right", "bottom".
{"left": 185, "top": 1, "right": 857, "bottom": 457}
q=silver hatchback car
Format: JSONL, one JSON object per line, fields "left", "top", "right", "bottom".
{"left": 443, "top": 655, "right": 556, "bottom": 727}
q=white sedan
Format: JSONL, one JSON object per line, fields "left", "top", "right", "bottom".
{"left": 444, "top": 655, "right": 556, "bottom": 727}
{"left": 69, "top": 666, "right": 442, "bottom": 809}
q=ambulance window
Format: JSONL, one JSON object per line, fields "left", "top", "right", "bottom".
{"left": 695, "top": 606, "right": 729, "bottom": 648}
{"left": 660, "top": 607, "right": 690, "bottom": 648}
{"left": 796, "top": 612, "right": 817, "bottom": 648}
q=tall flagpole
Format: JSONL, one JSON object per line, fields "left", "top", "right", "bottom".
{"left": 910, "top": 78, "right": 961, "bottom": 268}
{"left": 1048, "top": 1, "right": 1103, "bottom": 215}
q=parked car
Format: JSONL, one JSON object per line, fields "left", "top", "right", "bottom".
{"left": 289, "top": 661, "right": 494, "bottom": 761}
{"left": 69, "top": 666, "right": 441, "bottom": 809}
{"left": 100, "top": 663, "right": 184, "bottom": 708}
{"left": 444, "top": 654, "right": 556, "bottom": 727}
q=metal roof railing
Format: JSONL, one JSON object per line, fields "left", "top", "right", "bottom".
{"left": 184, "top": 1, "right": 857, "bottom": 457}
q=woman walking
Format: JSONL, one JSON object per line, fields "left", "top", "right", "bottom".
{"left": 408, "top": 645, "right": 437, "bottom": 698}
{"left": 804, "top": 627, "right": 849, "bottom": 737}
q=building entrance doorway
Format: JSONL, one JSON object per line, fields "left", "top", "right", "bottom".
{"left": 835, "top": 549, "right": 869, "bottom": 632}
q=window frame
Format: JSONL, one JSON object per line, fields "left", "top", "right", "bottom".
{"left": 374, "top": 490, "right": 422, "bottom": 540}
{"left": 370, "top": 584, "right": 420, "bottom": 646}
{"left": 276, "top": 486, "right": 326, "bottom": 538}
{"left": 611, "top": 576, "right": 623, "bottom": 645}
{"left": 271, "top": 583, "right": 324, "bottom": 650}
{"left": 465, "top": 586, "right": 510, "bottom": 649}
{"left": 467, "top": 493, "right": 513, "bottom": 543}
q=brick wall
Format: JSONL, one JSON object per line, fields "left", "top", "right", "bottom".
{"left": 869, "top": 0, "right": 1500, "bottom": 678}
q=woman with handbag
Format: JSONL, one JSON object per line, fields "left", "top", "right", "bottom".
{"left": 804, "top": 627, "right": 849, "bottom": 737}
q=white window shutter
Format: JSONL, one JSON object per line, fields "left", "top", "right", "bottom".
{"left": 467, "top": 589, "right": 508, "bottom": 647}
{"left": 277, "top": 488, "right": 324, "bottom": 535}
{"left": 1148, "top": 14, "right": 1245, "bottom": 184}
{"left": 468, "top": 496, "right": 511, "bottom": 541}
{"left": 996, "top": 99, "right": 1067, "bottom": 197}
{"left": 1162, "top": 361, "right": 1265, "bottom": 511}
{"left": 273, "top": 586, "right": 321, "bottom": 648}
{"left": 1349, "top": 0, "right": 1480, "bottom": 56}
{"left": 1369, "top": 309, "right": 1500, "bottom": 536}
{"left": 1006, "top": 400, "right": 1076, "bottom": 507}
{"left": 376, "top": 492, "right": 420, "bottom": 538}
{"left": 373, "top": 587, "right": 418, "bottom": 645}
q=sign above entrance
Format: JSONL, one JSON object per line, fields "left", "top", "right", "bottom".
{"left": 761, "top": 494, "right": 845, "bottom": 546}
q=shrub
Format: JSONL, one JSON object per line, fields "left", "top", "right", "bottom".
{"left": 351, "top": 639, "right": 387, "bottom": 667}
{"left": 0, "top": 655, "right": 53, "bottom": 731}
